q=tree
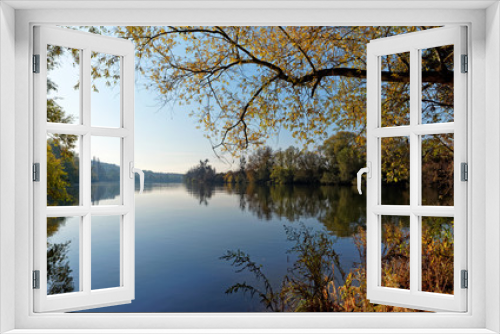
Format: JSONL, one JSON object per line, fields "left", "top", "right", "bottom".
{"left": 73, "top": 26, "right": 452, "bottom": 193}
{"left": 47, "top": 241, "right": 76, "bottom": 295}
{"left": 320, "top": 131, "right": 364, "bottom": 184}
{"left": 222, "top": 220, "right": 452, "bottom": 312}
{"left": 47, "top": 45, "right": 80, "bottom": 206}
{"left": 91, "top": 157, "right": 102, "bottom": 182}
{"left": 103, "top": 26, "right": 450, "bottom": 156}
{"left": 294, "top": 150, "right": 325, "bottom": 183}
{"left": 236, "top": 156, "right": 247, "bottom": 183}
{"left": 47, "top": 143, "right": 73, "bottom": 205}
{"left": 270, "top": 147, "right": 297, "bottom": 184}
{"left": 245, "top": 146, "right": 274, "bottom": 183}
{"left": 221, "top": 224, "right": 345, "bottom": 312}
{"left": 421, "top": 134, "right": 454, "bottom": 205}
{"left": 184, "top": 159, "right": 218, "bottom": 184}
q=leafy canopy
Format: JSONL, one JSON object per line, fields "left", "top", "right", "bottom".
{"left": 98, "top": 26, "right": 450, "bottom": 156}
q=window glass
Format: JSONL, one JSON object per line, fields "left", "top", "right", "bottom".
{"left": 47, "top": 45, "right": 81, "bottom": 125}
{"left": 381, "top": 52, "right": 410, "bottom": 127}
{"left": 422, "top": 134, "right": 454, "bottom": 206}
{"left": 421, "top": 217, "right": 454, "bottom": 294}
{"left": 91, "top": 136, "right": 121, "bottom": 206}
{"left": 47, "top": 217, "right": 80, "bottom": 295}
{"left": 91, "top": 53, "right": 121, "bottom": 128}
{"left": 381, "top": 215, "right": 410, "bottom": 290}
{"left": 91, "top": 216, "right": 121, "bottom": 290}
{"left": 47, "top": 133, "right": 80, "bottom": 206}
{"left": 421, "top": 45, "right": 454, "bottom": 124}
{"left": 381, "top": 137, "right": 410, "bottom": 205}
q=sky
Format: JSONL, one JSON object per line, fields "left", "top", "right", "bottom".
{"left": 48, "top": 28, "right": 327, "bottom": 174}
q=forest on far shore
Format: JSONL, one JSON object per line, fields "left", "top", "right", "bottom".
{"left": 184, "top": 131, "right": 365, "bottom": 186}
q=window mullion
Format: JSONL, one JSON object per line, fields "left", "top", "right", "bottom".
{"left": 409, "top": 47, "right": 421, "bottom": 294}
{"left": 82, "top": 47, "right": 91, "bottom": 210}
{"left": 373, "top": 205, "right": 454, "bottom": 217}
{"left": 81, "top": 47, "right": 92, "bottom": 294}
{"left": 45, "top": 124, "right": 130, "bottom": 137}
{"left": 82, "top": 213, "right": 91, "bottom": 293}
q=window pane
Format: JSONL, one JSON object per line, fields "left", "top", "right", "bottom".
{"left": 47, "top": 45, "right": 80, "bottom": 125}
{"left": 47, "top": 133, "right": 80, "bottom": 206}
{"left": 47, "top": 217, "right": 80, "bottom": 295}
{"left": 91, "top": 136, "right": 121, "bottom": 205}
{"left": 91, "top": 52, "right": 121, "bottom": 128}
{"left": 381, "top": 52, "right": 410, "bottom": 127}
{"left": 381, "top": 215, "right": 410, "bottom": 290}
{"left": 421, "top": 45, "right": 454, "bottom": 124}
{"left": 422, "top": 134, "right": 454, "bottom": 206}
{"left": 421, "top": 217, "right": 454, "bottom": 294}
{"left": 381, "top": 137, "right": 410, "bottom": 205}
{"left": 91, "top": 215, "right": 121, "bottom": 290}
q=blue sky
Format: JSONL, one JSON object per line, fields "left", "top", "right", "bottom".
{"left": 48, "top": 28, "right": 325, "bottom": 174}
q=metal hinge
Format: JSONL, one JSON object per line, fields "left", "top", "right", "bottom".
{"left": 461, "top": 162, "right": 468, "bottom": 181}
{"left": 33, "top": 270, "right": 40, "bottom": 289}
{"left": 461, "top": 54, "right": 468, "bottom": 73}
{"left": 33, "top": 54, "right": 40, "bottom": 73}
{"left": 33, "top": 163, "right": 40, "bottom": 182}
{"left": 461, "top": 270, "right": 468, "bottom": 289}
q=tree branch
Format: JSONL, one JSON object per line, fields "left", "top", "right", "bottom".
{"left": 132, "top": 26, "right": 454, "bottom": 87}
{"left": 213, "top": 75, "right": 279, "bottom": 150}
{"left": 278, "top": 26, "right": 317, "bottom": 73}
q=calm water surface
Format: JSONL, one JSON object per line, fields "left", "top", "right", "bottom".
{"left": 50, "top": 182, "right": 373, "bottom": 312}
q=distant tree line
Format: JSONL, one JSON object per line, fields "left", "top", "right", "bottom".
{"left": 185, "top": 131, "right": 365, "bottom": 186}
{"left": 185, "top": 130, "right": 453, "bottom": 199}
{"left": 91, "top": 158, "right": 120, "bottom": 182}
{"left": 91, "top": 158, "right": 184, "bottom": 183}
{"left": 142, "top": 170, "right": 183, "bottom": 183}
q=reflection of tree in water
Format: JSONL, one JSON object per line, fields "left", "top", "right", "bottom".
{"left": 47, "top": 217, "right": 75, "bottom": 295}
{"left": 47, "top": 241, "right": 75, "bottom": 294}
{"left": 242, "top": 184, "right": 337, "bottom": 223}
{"left": 319, "top": 187, "right": 366, "bottom": 238}
{"left": 185, "top": 182, "right": 215, "bottom": 206}
{"left": 91, "top": 182, "right": 121, "bottom": 205}
{"left": 187, "top": 182, "right": 369, "bottom": 238}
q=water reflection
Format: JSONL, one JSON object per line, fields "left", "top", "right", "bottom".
{"left": 47, "top": 217, "right": 78, "bottom": 295}
{"left": 186, "top": 182, "right": 368, "bottom": 238}
{"left": 47, "top": 241, "right": 76, "bottom": 294}
{"left": 64, "top": 182, "right": 451, "bottom": 312}
{"left": 91, "top": 182, "right": 120, "bottom": 205}
{"left": 185, "top": 182, "right": 215, "bottom": 206}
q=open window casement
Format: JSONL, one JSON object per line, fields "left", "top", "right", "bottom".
{"left": 33, "top": 26, "right": 140, "bottom": 312}
{"left": 362, "top": 26, "right": 467, "bottom": 312}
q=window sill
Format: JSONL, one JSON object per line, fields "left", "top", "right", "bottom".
{"left": 4, "top": 329, "right": 498, "bottom": 334}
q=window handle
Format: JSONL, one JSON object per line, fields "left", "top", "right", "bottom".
{"left": 357, "top": 162, "right": 371, "bottom": 195}
{"left": 129, "top": 162, "right": 144, "bottom": 194}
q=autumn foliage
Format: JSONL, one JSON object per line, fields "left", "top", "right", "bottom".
{"left": 223, "top": 219, "right": 454, "bottom": 312}
{"left": 104, "top": 26, "right": 451, "bottom": 156}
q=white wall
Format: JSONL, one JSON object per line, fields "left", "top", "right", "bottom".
{"left": 486, "top": 2, "right": 500, "bottom": 333}
{"left": 0, "top": 2, "right": 16, "bottom": 333}
{"left": 0, "top": 2, "right": 495, "bottom": 332}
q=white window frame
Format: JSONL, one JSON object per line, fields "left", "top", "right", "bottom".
{"left": 33, "top": 26, "right": 136, "bottom": 312}
{"left": 1, "top": 1, "right": 499, "bottom": 333}
{"left": 365, "top": 26, "right": 467, "bottom": 312}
